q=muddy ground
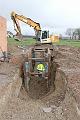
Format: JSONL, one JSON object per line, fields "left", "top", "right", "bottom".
{"left": 0, "top": 44, "right": 80, "bottom": 120}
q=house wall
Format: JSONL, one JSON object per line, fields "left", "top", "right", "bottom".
{"left": 0, "top": 16, "right": 7, "bottom": 54}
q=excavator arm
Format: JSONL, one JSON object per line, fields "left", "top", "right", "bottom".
{"left": 11, "top": 11, "right": 41, "bottom": 40}
{"left": 11, "top": 12, "right": 21, "bottom": 36}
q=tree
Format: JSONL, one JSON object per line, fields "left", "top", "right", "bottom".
{"left": 74, "top": 28, "right": 80, "bottom": 40}
{"left": 66, "top": 28, "right": 75, "bottom": 39}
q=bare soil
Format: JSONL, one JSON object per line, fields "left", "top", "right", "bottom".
{"left": 0, "top": 44, "right": 80, "bottom": 120}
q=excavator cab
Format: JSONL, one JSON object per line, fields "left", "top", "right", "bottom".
{"left": 40, "top": 30, "right": 52, "bottom": 44}
{"left": 36, "top": 30, "right": 51, "bottom": 44}
{"left": 42, "top": 31, "right": 49, "bottom": 39}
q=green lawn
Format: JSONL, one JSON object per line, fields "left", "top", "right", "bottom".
{"left": 8, "top": 37, "right": 36, "bottom": 46}
{"left": 54, "top": 39, "right": 80, "bottom": 47}
{"left": 8, "top": 37, "right": 80, "bottom": 48}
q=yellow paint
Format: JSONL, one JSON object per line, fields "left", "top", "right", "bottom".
{"left": 50, "top": 35, "right": 59, "bottom": 43}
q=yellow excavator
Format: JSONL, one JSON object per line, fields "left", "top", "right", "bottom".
{"left": 11, "top": 11, "right": 59, "bottom": 43}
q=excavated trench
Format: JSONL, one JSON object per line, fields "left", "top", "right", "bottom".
{"left": 1, "top": 45, "right": 80, "bottom": 120}
{"left": 19, "top": 47, "right": 67, "bottom": 105}
{"left": 22, "top": 61, "right": 57, "bottom": 99}
{"left": 4, "top": 44, "right": 67, "bottom": 106}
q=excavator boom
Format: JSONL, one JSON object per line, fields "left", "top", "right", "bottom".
{"left": 11, "top": 11, "right": 41, "bottom": 39}
{"left": 11, "top": 11, "right": 57, "bottom": 43}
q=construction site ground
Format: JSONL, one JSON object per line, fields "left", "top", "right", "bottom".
{"left": 0, "top": 43, "right": 80, "bottom": 120}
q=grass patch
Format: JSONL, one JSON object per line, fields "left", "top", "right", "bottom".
{"left": 8, "top": 37, "right": 36, "bottom": 46}
{"left": 8, "top": 37, "right": 80, "bottom": 48}
{"left": 53, "top": 39, "right": 80, "bottom": 47}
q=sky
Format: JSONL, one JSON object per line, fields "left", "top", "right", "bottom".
{"left": 0, "top": 0, "right": 80, "bottom": 35}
